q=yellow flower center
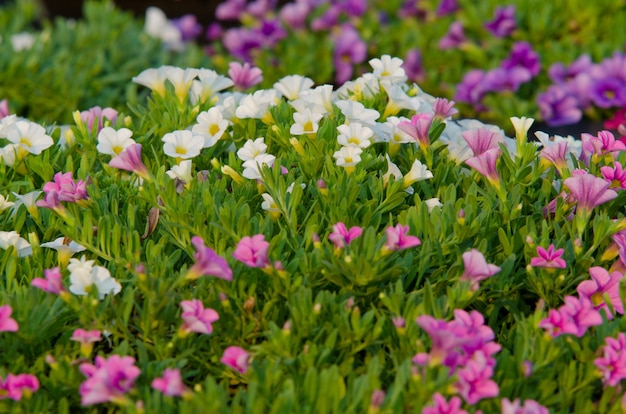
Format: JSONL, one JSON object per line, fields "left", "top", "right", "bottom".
{"left": 175, "top": 146, "right": 187, "bottom": 155}
{"left": 19, "top": 137, "right": 31, "bottom": 148}
{"left": 209, "top": 124, "right": 220, "bottom": 135}
{"left": 303, "top": 121, "right": 313, "bottom": 132}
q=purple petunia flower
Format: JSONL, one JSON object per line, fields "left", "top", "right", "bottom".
{"left": 484, "top": 5, "right": 516, "bottom": 38}
{"left": 537, "top": 85, "right": 582, "bottom": 127}
{"left": 589, "top": 77, "right": 626, "bottom": 109}
{"left": 454, "top": 70, "right": 487, "bottom": 110}
{"left": 332, "top": 24, "right": 367, "bottom": 84}
{"left": 436, "top": 0, "right": 459, "bottom": 16}
{"left": 438, "top": 21, "right": 466, "bottom": 50}
{"left": 501, "top": 42, "right": 540, "bottom": 77}
{"left": 548, "top": 54, "right": 593, "bottom": 84}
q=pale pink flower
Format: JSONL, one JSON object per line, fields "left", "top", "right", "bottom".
{"left": 80, "top": 106, "right": 118, "bottom": 134}
{"left": 563, "top": 171, "right": 618, "bottom": 215}
{"left": 540, "top": 141, "right": 569, "bottom": 173}
{"left": 577, "top": 266, "right": 624, "bottom": 318}
{"left": 538, "top": 296, "right": 603, "bottom": 337}
{"left": 221, "top": 346, "right": 250, "bottom": 374}
{"left": 151, "top": 368, "right": 190, "bottom": 397}
{"left": 459, "top": 249, "right": 501, "bottom": 290}
{"left": 0, "top": 305, "right": 18, "bottom": 332}
{"left": 0, "top": 373, "right": 39, "bottom": 401}
{"left": 397, "top": 113, "right": 433, "bottom": 149}
{"left": 32, "top": 267, "right": 64, "bottom": 295}
{"left": 180, "top": 299, "right": 219, "bottom": 334}
{"left": 232, "top": 234, "right": 270, "bottom": 268}
{"left": 42, "top": 172, "right": 88, "bottom": 203}
{"left": 465, "top": 147, "right": 501, "bottom": 187}
{"left": 432, "top": 98, "right": 458, "bottom": 121}
{"left": 186, "top": 236, "right": 233, "bottom": 281}
{"left": 529, "top": 244, "right": 566, "bottom": 269}
{"left": 79, "top": 355, "right": 141, "bottom": 405}
{"left": 501, "top": 398, "right": 549, "bottom": 414}
{"left": 461, "top": 128, "right": 504, "bottom": 156}
{"left": 109, "top": 144, "right": 150, "bottom": 180}
{"left": 71, "top": 329, "right": 102, "bottom": 356}
{"left": 228, "top": 62, "right": 263, "bottom": 90}
{"left": 328, "top": 222, "right": 362, "bottom": 248}
{"left": 422, "top": 393, "right": 468, "bottom": 414}
{"left": 0, "top": 99, "right": 9, "bottom": 119}
{"left": 384, "top": 224, "right": 421, "bottom": 251}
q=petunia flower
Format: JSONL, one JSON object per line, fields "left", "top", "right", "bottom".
{"left": 0, "top": 194, "right": 14, "bottom": 213}
{"left": 539, "top": 296, "right": 603, "bottom": 338}
{"left": 5, "top": 120, "right": 53, "bottom": 156}
{"left": 273, "top": 75, "right": 314, "bottom": 101}
{"left": 162, "top": 130, "right": 204, "bottom": 159}
{"left": 564, "top": 171, "right": 618, "bottom": 216}
{"left": 132, "top": 66, "right": 169, "bottom": 97}
{"left": 32, "top": 267, "right": 65, "bottom": 295}
{"left": 577, "top": 266, "right": 624, "bottom": 318}
{"left": 68, "top": 256, "right": 121, "bottom": 299}
{"left": 601, "top": 162, "right": 626, "bottom": 189}
{"left": 42, "top": 172, "right": 88, "bottom": 203}
{"left": 333, "top": 146, "right": 362, "bottom": 174}
{"left": 594, "top": 333, "right": 626, "bottom": 386}
{"left": 398, "top": 113, "right": 433, "bottom": 150}
{"left": 465, "top": 147, "right": 502, "bottom": 188}
{"left": 233, "top": 234, "right": 270, "bottom": 268}
{"left": 79, "top": 355, "right": 140, "bottom": 406}
{"left": 384, "top": 224, "right": 421, "bottom": 252}
{"left": 109, "top": 143, "right": 150, "bottom": 180}
{"left": 501, "top": 398, "right": 549, "bottom": 414}
{"left": 0, "top": 231, "right": 32, "bottom": 257}
{"left": 422, "top": 393, "right": 468, "bottom": 414}
{"left": 152, "top": 368, "right": 190, "bottom": 397}
{"left": 0, "top": 373, "right": 39, "bottom": 400}
{"left": 192, "top": 107, "right": 229, "bottom": 148}
{"left": 530, "top": 244, "right": 567, "bottom": 269}
{"left": 80, "top": 106, "right": 118, "bottom": 134}
{"left": 337, "top": 123, "right": 373, "bottom": 148}
{"left": 290, "top": 108, "right": 323, "bottom": 136}
{"left": 221, "top": 346, "right": 250, "bottom": 374}
{"left": 459, "top": 249, "right": 501, "bottom": 290}
{"left": 369, "top": 55, "right": 407, "bottom": 83}
{"left": 455, "top": 352, "right": 499, "bottom": 404}
{"left": 71, "top": 329, "right": 102, "bottom": 356}
{"left": 228, "top": 62, "right": 263, "bottom": 90}
{"left": 0, "top": 305, "right": 18, "bottom": 332}
{"left": 485, "top": 5, "right": 516, "bottom": 38}
{"left": 328, "top": 222, "right": 363, "bottom": 248}
{"left": 185, "top": 236, "right": 233, "bottom": 281}
{"left": 403, "top": 159, "right": 433, "bottom": 188}
{"left": 180, "top": 299, "right": 220, "bottom": 335}
{"left": 96, "top": 127, "right": 135, "bottom": 156}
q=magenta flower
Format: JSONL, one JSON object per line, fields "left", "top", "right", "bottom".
{"left": 436, "top": 0, "right": 459, "bottom": 16}
{"left": 501, "top": 398, "right": 549, "bottom": 414}
{"left": 540, "top": 141, "right": 569, "bottom": 172}
{"left": 80, "top": 106, "right": 118, "bottom": 134}
{"left": 594, "top": 333, "right": 626, "bottom": 386}
{"left": 151, "top": 368, "right": 190, "bottom": 397}
{"left": 0, "top": 305, "right": 18, "bottom": 332}
{"left": 0, "top": 373, "right": 39, "bottom": 401}
{"left": 71, "top": 328, "right": 102, "bottom": 356}
{"left": 180, "top": 299, "right": 219, "bottom": 335}
{"left": 221, "top": 346, "right": 250, "bottom": 374}
{"left": 79, "top": 355, "right": 141, "bottom": 406}
{"left": 42, "top": 172, "right": 88, "bottom": 203}
{"left": 459, "top": 249, "right": 501, "bottom": 290}
{"left": 328, "top": 222, "right": 363, "bottom": 248}
{"left": 439, "top": 21, "right": 466, "bottom": 50}
{"left": 35, "top": 190, "right": 64, "bottom": 212}
{"left": 601, "top": 162, "right": 626, "bottom": 189}
{"left": 563, "top": 171, "right": 618, "bottom": 215}
{"left": 422, "top": 393, "right": 468, "bottom": 414}
{"left": 485, "top": 5, "right": 516, "bottom": 38}
{"left": 465, "top": 147, "right": 501, "bottom": 188}
{"left": 397, "top": 113, "right": 433, "bottom": 150}
{"left": 577, "top": 266, "right": 624, "bottom": 318}
{"left": 32, "top": 267, "right": 64, "bottom": 295}
{"left": 0, "top": 99, "right": 9, "bottom": 119}
{"left": 228, "top": 62, "right": 263, "bottom": 90}
{"left": 186, "top": 236, "right": 233, "bottom": 281}
{"left": 384, "top": 224, "right": 421, "bottom": 251}
{"left": 538, "top": 296, "right": 603, "bottom": 338}
{"left": 580, "top": 130, "right": 626, "bottom": 164}
{"left": 529, "top": 244, "right": 567, "bottom": 269}
{"left": 455, "top": 352, "right": 499, "bottom": 404}
{"left": 502, "top": 42, "right": 540, "bottom": 77}
{"left": 232, "top": 234, "right": 270, "bottom": 268}
{"left": 462, "top": 128, "right": 504, "bottom": 157}
{"left": 109, "top": 143, "right": 150, "bottom": 180}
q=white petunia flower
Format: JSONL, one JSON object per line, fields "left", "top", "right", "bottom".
{"left": 0, "top": 144, "right": 18, "bottom": 167}
{"left": 68, "top": 256, "right": 121, "bottom": 299}
{"left": 424, "top": 198, "right": 443, "bottom": 213}
{"left": 163, "top": 66, "right": 199, "bottom": 102}
{"left": 335, "top": 100, "right": 380, "bottom": 127}
{"left": 333, "top": 146, "right": 363, "bottom": 168}
{"left": 11, "top": 32, "right": 35, "bottom": 52}
{"left": 292, "top": 84, "right": 334, "bottom": 115}
{"left": 0, "top": 231, "right": 32, "bottom": 257}
{"left": 96, "top": 127, "right": 135, "bottom": 156}
{"left": 235, "top": 89, "right": 279, "bottom": 122}
{"left": 403, "top": 159, "right": 433, "bottom": 188}
{"left": 261, "top": 193, "right": 281, "bottom": 217}
{"left": 0, "top": 194, "right": 14, "bottom": 213}
{"left": 5, "top": 120, "right": 54, "bottom": 155}
{"left": 11, "top": 191, "right": 41, "bottom": 217}
{"left": 190, "top": 69, "right": 234, "bottom": 104}
{"left": 337, "top": 123, "right": 373, "bottom": 148}
{"left": 166, "top": 160, "right": 193, "bottom": 184}
{"left": 0, "top": 114, "right": 18, "bottom": 138}
{"left": 215, "top": 92, "right": 246, "bottom": 121}
{"left": 41, "top": 236, "right": 86, "bottom": 264}
{"left": 290, "top": 109, "right": 323, "bottom": 136}
{"left": 162, "top": 130, "right": 204, "bottom": 159}
{"left": 144, "top": 7, "right": 183, "bottom": 51}
{"left": 237, "top": 138, "right": 267, "bottom": 161}
{"left": 274, "top": 75, "right": 315, "bottom": 101}
{"left": 381, "top": 80, "right": 421, "bottom": 116}
{"left": 191, "top": 107, "right": 229, "bottom": 148}
{"left": 132, "top": 66, "right": 169, "bottom": 96}
{"left": 383, "top": 154, "right": 402, "bottom": 186}
{"left": 242, "top": 153, "right": 276, "bottom": 180}
{"left": 369, "top": 55, "right": 407, "bottom": 83}
{"left": 385, "top": 116, "right": 414, "bottom": 145}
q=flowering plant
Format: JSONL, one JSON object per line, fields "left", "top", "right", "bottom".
{"left": 2, "top": 43, "right": 626, "bottom": 412}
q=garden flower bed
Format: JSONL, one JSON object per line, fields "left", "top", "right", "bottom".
{"left": 2, "top": 1, "right": 626, "bottom": 413}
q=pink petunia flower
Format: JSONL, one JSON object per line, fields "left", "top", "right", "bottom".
{"left": 79, "top": 355, "right": 141, "bottom": 406}
{"left": 455, "top": 352, "right": 499, "bottom": 404}
{"left": 529, "top": 244, "right": 567, "bottom": 269}
{"left": 232, "top": 234, "right": 270, "bottom": 268}
{"left": 80, "top": 106, "right": 118, "bottom": 134}
{"left": 32, "top": 267, "right": 65, "bottom": 295}
{"left": 540, "top": 141, "right": 569, "bottom": 173}
{"left": 228, "top": 62, "right": 263, "bottom": 90}
{"left": 41, "top": 172, "right": 88, "bottom": 203}
{"left": 501, "top": 398, "right": 549, "bottom": 414}
{"left": 328, "top": 222, "right": 362, "bottom": 248}
{"left": 595, "top": 332, "right": 626, "bottom": 386}
{"left": 0, "top": 305, "right": 18, "bottom": 332}
{"left": 601, "top": 162, "right": 626, "bottom": 190}
{"left": 151, "top": 368, "right": 190, "bottom": 397}
{"left": 180, "top": 299, "right": 219, "bottom": 335}
{"left": 221, "top": 346, "right": 250, "bottom": 374}
{"left": 563, "top": 171, "right": 618, "bottom": 215}
{"left": 384, "top": 224, "right": 421, "bottom": 251}
{"left": 539, "top": 296, "right": 603, "bottom": 337}
{"left": 422, "top": 393, "right": 468, "bottom": 414}
{"left": 397, "top": 113, "right": 433, "bottom": 150}
{"left": 186, "top": 236, "right": 233, "bottom": 281}
{"left": 462, "top": 128, "right": 504, "bottom": 157}
{"left": 577, "top": 266, "right": 624, "bottom": 318}
{"left": 459, "top": 249, "right": 501, "bottom": 291}
{"left": 71, "top": 329, "right": 102, "bottom": 356}
{"left": 109, "top": 143, "right": 150, "bottom": 180}
{"left": 0, "top": 373, "right": 39, "bottom": 400}
{"left": 0, "top": 99, "right": 9, "bottom": 119}
{"left": 432, "top": 98, "right": 458, "bottom": 121}
{"left": 465, "top": 147, "right": 501, "bottom": 188}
